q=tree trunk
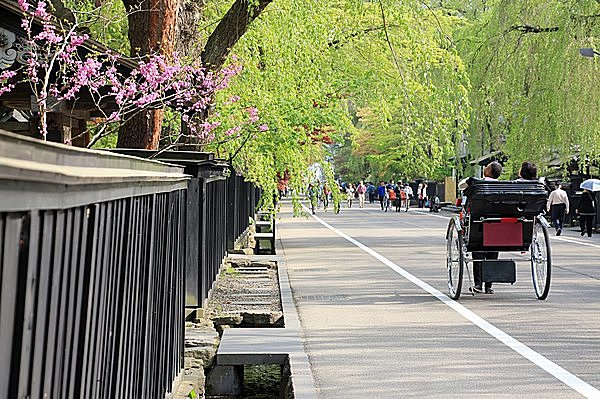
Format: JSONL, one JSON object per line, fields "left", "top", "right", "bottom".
{"left": 175, "top": 0, "right": 204, "bottom": 58}
{"left": 117, "top": 0, "right": 178, "bottom": 149}
{"left": 201, "top": 0, "right": 273, "bottom": 70}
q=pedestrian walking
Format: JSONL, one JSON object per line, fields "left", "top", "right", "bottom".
{"left": 417, "top": 182, "right": 428, "bottom": 208}
{"left": 377, "top": 181, "right": 386, "bottom": 210}
{"left": 367, "top": 182, "right": 376, "bottom": 203}
{"left": 576, "top": 188, "right": 596, "bottom": 237}
{"left": 386, "top": 186, "right": 396, "bottom": 212}
{"left": 322, "top": 184, "right": 331, "bottom": 211}
{"left": 346, "top": 183, "right": 355, "bottom": 208}
{"left": 403, "top": 183, "right": 413, "bottom": 212}
{"left": 307, "top": 183, "right": 317, "bottom": 214}
{"left": 547, "top": 183, "right": 569, "bottom": 236}
{"left": 393, "top": 182, "right": 402, "bottom": 212}
{"left": 356, "top": 181, "right": 367, "bottom": 208}
{"left": 429, "top": 193, "right": 440, "bottom": 212}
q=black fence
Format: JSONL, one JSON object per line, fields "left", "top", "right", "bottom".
{"left": 0, "top": 131, "right": 258, "bottom": 398}
{"left": 226, "top": 173, "right": 257, "bottom": 250}
{"left": 107, "top": 150, "right": 259, "bottom": 309}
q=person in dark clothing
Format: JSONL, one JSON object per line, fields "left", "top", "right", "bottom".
{"left": 307, "top": 183, "right": 317, "bottom": 214}
{"left": 394, "top": 182, "right": 402, "bottom": 212}
{"left": 577, "top": 189, "right": 596, "bottom": 237}
{"left": 470, "top": 161, "right": 503, "bottom": 294}
{"left": 518, "top": 161, "right": 537, "bottom": 180}
{"left": 377, "top": 181, "right": 387, "bottom": 210}
{"left": 366, "top": 182, "right": 376, "bottom": 203}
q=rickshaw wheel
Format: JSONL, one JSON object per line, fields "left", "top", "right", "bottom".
{"left": 446, "top": 218, "right": 464, "bottom": 300}
{"left": 531, "top": 217, "right": 552, "bottom": 300}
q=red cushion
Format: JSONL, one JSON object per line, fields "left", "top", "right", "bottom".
{"left": 483, "top": 221, "right": 523, "bottom": 246}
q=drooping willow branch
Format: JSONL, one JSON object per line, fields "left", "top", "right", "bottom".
{"left": 507, "top": 25, "right": 559, "bottom": 34}
{"left": 378, "top": 0, "right": 402, "bottom": 77}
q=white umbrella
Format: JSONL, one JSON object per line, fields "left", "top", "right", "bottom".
{"left": 580, "top": 178, "right": 600, "bottom": 192}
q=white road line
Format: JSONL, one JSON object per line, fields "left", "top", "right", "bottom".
{"left": 302, "top": 204, "right": 600, "bottom": 399}
{"left": 553, "top": 236, "right": 600, "bottom": 249}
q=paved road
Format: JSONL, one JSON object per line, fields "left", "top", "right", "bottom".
{"left": 276, "top": 200, "right": 600, "bottom": 398}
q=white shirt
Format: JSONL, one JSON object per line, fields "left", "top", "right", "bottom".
{"left": 547, "top": 188, "right": 569, "bottom": 214}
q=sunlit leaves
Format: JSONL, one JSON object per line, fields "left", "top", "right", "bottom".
{"left": 456, "top": 0, "right": 600, "bottom": 176}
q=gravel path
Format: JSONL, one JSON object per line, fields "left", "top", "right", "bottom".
{"left": 205, "top": 258, "right": 283, "bottom": 327}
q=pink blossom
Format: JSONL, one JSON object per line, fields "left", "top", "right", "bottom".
{"left": 12, "top": 0, "right": 249, "bottom": 145}
{"left": 224, "top": 125, "right": 242, "bottom": 136}
{"left": 225, "top": 95, "right": 240, "bottom": 105}
{"left": 107, "top": 112, "right": 120, "bottom": 123}
{"left": 0, "top": 70, "right": 17, "bottom": 81}
{"left": 200, "top": 121, "right": 222, "bottom": 134}
{"left": 33, "top": 1, "right": 51, "bottom": 21}
{"left": 245, "top": 107, "right": 259, "bottom": 123}
{"left": 0, "top": 85, "right": 15, "bottom": 96}
{"left": 259, "top": 124, "right": 268, "bottom": 132}
{"left": 17, "top": 0, "right": 29, "bottom": 11}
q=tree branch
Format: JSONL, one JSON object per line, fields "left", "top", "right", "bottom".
{"left": 328, "top": 25, "right": 399, "bottom": 48}
{"left": 507, "top": 25, "right": 559, "bottom": 34}
{"left": 201, "top": 0, "right": 273, "bottom": 70}
{"left": 228, "top": 129, "right": 254, "bottom": 163}
{"left": 378, "top": 0, "right": 402, "bottom": 76}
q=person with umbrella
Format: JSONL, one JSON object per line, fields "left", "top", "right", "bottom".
{"left": 576, "top": 179, "right": 599, "bottom": 237}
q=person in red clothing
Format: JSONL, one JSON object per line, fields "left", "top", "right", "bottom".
{"left": 386, "top": 187, "right": 396, "bottom": 212}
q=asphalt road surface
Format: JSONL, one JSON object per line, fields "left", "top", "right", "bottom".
{"left": 277, "top": 200, "right": 600, "bottom": 399}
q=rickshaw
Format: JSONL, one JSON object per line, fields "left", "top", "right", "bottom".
{"left": 446, "top": 180, "right": 552, "bottom": 300}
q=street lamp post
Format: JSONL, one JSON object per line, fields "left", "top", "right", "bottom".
{"left": 579, "top": 48, "right": 600, "bottom": 58}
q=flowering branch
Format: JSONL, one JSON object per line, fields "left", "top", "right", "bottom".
{"left": 1, "top": 0, "right": 260, "bottom": 149}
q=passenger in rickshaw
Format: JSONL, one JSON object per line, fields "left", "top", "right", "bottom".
{"left": 448, "top": 160, "right": 550, "bottom": 300}
{"left": 517, "top": 161, "right": 537, "bottom": 181}
{"left": 469, "top": 161, "right": 503, "bottom": 294}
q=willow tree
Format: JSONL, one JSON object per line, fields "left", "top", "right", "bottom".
{"left": 190, "top": 0, "right": 474, "bottom": 198}
{"left": 326, "top": 1, "right": 471, "bottom": 180}
{"left": 198, "top": 0, "right": 356, "bottom": 198}
{"left": 455, "top": 0, "right": 600, "bottom": 175}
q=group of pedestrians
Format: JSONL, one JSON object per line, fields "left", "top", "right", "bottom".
{"left": 344, "top": 181, "right": 368, "bottom": 208}
{"left": 337, "top": 179, "right": 436, "bottom": 213}
{"left": 375, "top": 181, "right": 417, "bottom": 212}
{"left": 547, "top": 181, "right": 596, "bottom": 237}
{"left": 307, "top": 182, "right": 334, "bottom": 214}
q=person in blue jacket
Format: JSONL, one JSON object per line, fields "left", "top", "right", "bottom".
{"left": 377, "top": 181, "right": 387, "bottom": 210}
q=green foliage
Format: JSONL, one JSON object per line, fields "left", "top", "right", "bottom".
{"left": 201, "top": 0, "right": 356, "bottom": 208}
{"left": 64, "top": 0, "right": 130, "bottom": 53}
{"left": 326, "top": 1, "right": 471, "bottom": 181}
{"left": 201, "top": 0, "right": 470, "bottom": 203}
{"left": 455, "top": 0, "right": 600, "bottom": 174}
{"left": 68, "top": 0, "right": 600, "bottom": 198}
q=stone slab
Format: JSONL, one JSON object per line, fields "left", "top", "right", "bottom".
{"left": 215, "top": 252, "right": 318, "bottom": 399}
{"left": 217, "top": 328, "right": 301, "bottom": 365}
{"left": 254, "top": 232, "right": 275, "bottom": 238}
